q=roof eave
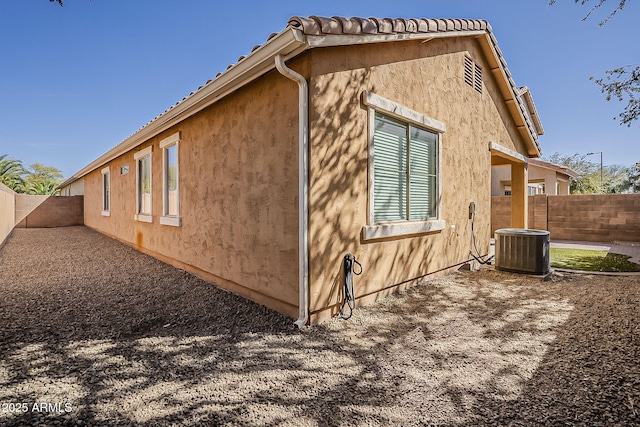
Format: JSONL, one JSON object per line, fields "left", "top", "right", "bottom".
{"left": 476, "top": 33, "right": 542, "bottom": 158}
{"left": 60, "top": 27, "right": 308, "bottom": 187}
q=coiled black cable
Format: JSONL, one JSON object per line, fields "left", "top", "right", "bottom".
{"left": 340, "top": 253, "right": 362, "bottom": 320}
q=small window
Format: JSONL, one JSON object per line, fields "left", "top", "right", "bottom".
{"left": 464, "top": 56, "right": 482, "bottom": 94}
{"left": 361, "top": 91, "right": 446, "bottom": 240}
{"left": 134, "top": 146, "right": 153, "bottom": 223}
{"left": 101, "top": 167, "right": 110, "bottom": 216}
{"left": 373, "top": 112, "right": 438, "bottom": 222}
{"left": 160, "top": 132, "right": 181, "bottom": 227}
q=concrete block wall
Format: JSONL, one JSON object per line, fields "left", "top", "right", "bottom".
{"left": 16, "top": 196, "right": 84, "bottom": 228}
{"left": 529, "top": 194, "right": 548, "bottom": 231}
{"left": 492, "top": 194, "right": 640, "bottom": 242}
{"left": 491, "top": 196, "right": 511, "bottom": 235}
{"left": 547, "top": 194, "right": 640, "bottom": 242}
{"left": 15, "top": 194, "right": 48, "bottom": 225}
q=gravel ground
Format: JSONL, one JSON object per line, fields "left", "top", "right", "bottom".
{"left": 0, "top": 226, "right": 638, "bottom": 426}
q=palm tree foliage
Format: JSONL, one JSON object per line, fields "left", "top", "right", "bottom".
{"left": 0, "top": 155, "right": 64, "bottom": 195}
{"left": 0, "top": 155, "right": 26, "bottom": 192}
{"left": 25, "top": 181, "right": 60, "bottom": 196}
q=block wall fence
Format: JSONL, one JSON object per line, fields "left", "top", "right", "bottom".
{"left": 491, "top": 194, "right": 640, "bottom": 242}
{"left": 15, "top": 196, "right": 84, "bottom": 228}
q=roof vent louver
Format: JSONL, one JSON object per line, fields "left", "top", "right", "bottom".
{"left": 464, "top": 56, "right": 482, "bottom": 94}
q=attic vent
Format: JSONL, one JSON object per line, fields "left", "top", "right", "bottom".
{"left": 464, "top": 56, "right": 483, "bottom": 94}
{"left": 464, "top": 56, "right": 474, "bottom": 86}
{"left": 474, "top": 64, "right": 483, "bottom": 93}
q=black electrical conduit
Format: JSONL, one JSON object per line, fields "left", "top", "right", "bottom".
{"left": 470, "top": 211, "right": 494, "bottom": 265}
{"left": 340, "top": 253, "right": 362, "bottom": 320}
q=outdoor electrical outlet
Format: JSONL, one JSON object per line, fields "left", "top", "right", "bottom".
{"left": 469, "top": 201, "right": 478, "bottom": 219}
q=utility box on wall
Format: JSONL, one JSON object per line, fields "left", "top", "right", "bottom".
{"left": 494, "top": 228, "right": 550, "bottom": 275}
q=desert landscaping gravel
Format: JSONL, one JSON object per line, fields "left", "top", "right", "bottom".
{"left": 0, "top": 226, "right": 638, "bottom": 426}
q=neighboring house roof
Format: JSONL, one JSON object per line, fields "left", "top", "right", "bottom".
{"left": 59, "top": 16, "right": 543, "bottom": 189}
{"left": 516, "top": 86, "right": 544, "bottom": 136}
{"left": 529, "top": 158, "right": 579, "bottom": 179}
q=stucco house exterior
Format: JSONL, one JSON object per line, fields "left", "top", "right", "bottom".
{"left": 59, "top": 16, "right": 543, "bottom": 325}
{"left": 492, "top": 158, "right": 579, "bottom": 196}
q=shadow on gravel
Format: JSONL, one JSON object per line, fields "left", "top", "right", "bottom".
{"left": 0, "top": 228, "right": 638, "bottom": 426}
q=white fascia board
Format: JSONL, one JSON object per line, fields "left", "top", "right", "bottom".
{"left": 305, "top": 30, "right": 486, "bottom": 47}
{"left": 65, "top": 27, "right": 308, "bottom": 185}
{"left": 480, "top": 33, "right": 541, "bottom": 157}
{"left": 489, "top": 142, "right": 528, "bottom": 164}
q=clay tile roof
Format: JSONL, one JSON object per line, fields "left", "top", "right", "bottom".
{"left": 134, "top": 16, "right": 523, "bottom": 145}
{"left": 64, "top": 15, "right": 540, "bottom": 187}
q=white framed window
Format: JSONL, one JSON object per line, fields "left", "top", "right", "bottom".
{"left": 134, "top": 146, "right": 153, "bottom": 223}
{"left": 159, "top": 132, "right": 181, "bottom": 227}
{"left": 361, "top": 91, "right": 446, "bottom": 240}
{"left": 101, "top": 166, "right": 110, "bottom": 216}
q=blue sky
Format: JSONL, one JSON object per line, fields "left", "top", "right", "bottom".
{"left": 1, "top": 0, "right": 638, "bottom": 179}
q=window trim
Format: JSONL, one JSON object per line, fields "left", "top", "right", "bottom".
{"left": 159, "top": 132, "right": 181, "bottom": 227}
{"left": 134, "top": 145, "right": 153, "bottom": 223}
{"left": 361, "top": 91, "right": 445, "bottom": 240}
{"left": 101, "top": 166, "right": 110, "bottom": 217}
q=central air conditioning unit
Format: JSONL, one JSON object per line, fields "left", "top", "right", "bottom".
{"left": 494, "top": 228, "right": 550, "bottom": 275}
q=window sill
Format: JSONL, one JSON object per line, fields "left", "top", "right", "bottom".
{"left": 362, "top": 219, "right": 446, "bottom": 241}
{"left": 160, "top": 216, "right": 182, "bottom": 227}
{"left": 101, "top": 211, "right": 110, "bottom": 217}
{"left": 134, "top": 214, "right": 153, "bottom": 223}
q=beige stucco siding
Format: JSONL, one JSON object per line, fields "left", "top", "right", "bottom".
{"left": 84, "top": 68, "right": 302, "bottom": 317}
{"left": 307, "top": 37, "right": 529, "bottom": 321}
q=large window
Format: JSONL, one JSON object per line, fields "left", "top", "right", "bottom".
{"left": 373, "top": 112, "right": 437, "bottom": 223}
{"left": 362, "top": 91, "right": 446, "bottom": 240}
{"left": 160, "top": 132, "right": 181, "bottom": 226}
{"left": 134, "top": 146, "right": 153, "bottom": 223}
{"left": 101, "top": 166, "right": 110, "bottom": 216}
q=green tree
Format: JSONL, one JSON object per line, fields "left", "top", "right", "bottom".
{"left": 25, "top": 181, "right": 60, "bottom": 196}
{"left": 549, "top": 0, "right": 629, "bottom": 24}
{"left": 626, "top": 162, "right": 640, "bottom": 192}
{"left": 603, "top": 164, "right": 632, "bottom": 193}
{"left": 550, "top": 0, "right": 639, "bottom": 126}
{"left": 592, "top": 66, "right": 640, "bottom": 127}
{"left": 544, "top": 152, "right": 631, "bottom": 193}
{"left": 0, "top": 155, "right": 26, "bottom": 192}
{"left": 23, "top": 163, "right": 64, "bottom": 195}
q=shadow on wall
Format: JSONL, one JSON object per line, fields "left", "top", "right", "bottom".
{"left": 309, "top": 67, "right": 445, "bottom": 320}
{"left": 15, "top": 195, "right": 83, "bottom": 228}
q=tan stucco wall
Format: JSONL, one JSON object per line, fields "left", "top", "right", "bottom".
{"left": 83, "top": 66, "right": 303, "bottom": 318}
{"left": 0, "top": 183, "right": 15, "bottom": 247}
{"left": 306, "top": 38, "right": 530, "bottom": 321}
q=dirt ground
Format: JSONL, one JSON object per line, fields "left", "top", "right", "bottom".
{"left": 0, "top": 227, "right": 638, "bottom": 426}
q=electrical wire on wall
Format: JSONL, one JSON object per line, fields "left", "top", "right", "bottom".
{"left": 469, "top": 210, "right": 494, "bottom": 265}
{"left": 340, "top": 253, "right": 362, "bottom": 320}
